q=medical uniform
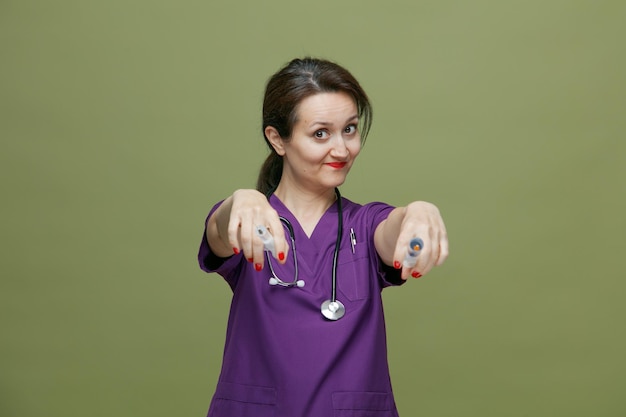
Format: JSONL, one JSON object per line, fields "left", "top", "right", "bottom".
{"left": 198, "top": 194, "right": 405, "bottom": 417}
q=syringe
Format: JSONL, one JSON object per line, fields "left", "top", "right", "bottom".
{"left": 255, "top": 225, "right": 277, "bottom": 258}
{"left": 402, "top": 237, "right": 424, "bottom": 268}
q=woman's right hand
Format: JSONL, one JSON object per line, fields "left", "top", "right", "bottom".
{"left": 206, "top": 189, "right": 288, "bottom": 270}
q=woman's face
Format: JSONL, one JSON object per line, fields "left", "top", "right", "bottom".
{"left": 280, "top": 91, "right": 361, "bottom": 192}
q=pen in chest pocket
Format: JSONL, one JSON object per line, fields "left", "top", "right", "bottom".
{"left": 350, "top": 228, "right": 357, "bottom": 253}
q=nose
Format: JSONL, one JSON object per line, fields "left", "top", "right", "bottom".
{"left": 330, "top": 136, "right": 349, "bottom": 159}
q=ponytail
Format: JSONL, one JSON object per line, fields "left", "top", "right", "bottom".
{"left": 256, "top": 152, "right": 283, "bottom": 195}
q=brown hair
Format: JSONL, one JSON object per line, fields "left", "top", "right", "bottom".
{"left": 257, "top": 57, "right": 372, "bottom": 195}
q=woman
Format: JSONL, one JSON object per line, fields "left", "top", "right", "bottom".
{"left": 198, "top": 57, "right": 448, "bottom": 417}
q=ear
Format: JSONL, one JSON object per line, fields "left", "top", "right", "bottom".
{"left": 265, "top": 126, "right": 286, "bottom": 156}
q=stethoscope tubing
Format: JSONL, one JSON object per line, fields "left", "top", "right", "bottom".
{"left": 330, "top": 190, "right": 343, "bottom": 303}
{"left": 265, "top": 216, "right": 300, "bottom": 287}
{"left": 264, "top": 188, "right": 345, "bottom": 320}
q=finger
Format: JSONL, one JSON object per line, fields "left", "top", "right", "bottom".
{"left": 252, "top": 227, "right": 265, "bottom": 272}
{"left": 418, "top": 241, "right": 435, "bottom": 276}
{"left": 391, "top": 235, "right": 411, "bottom": 280}
{"left": 266, "top": 216, "right": 288, "bottom": 264}
{"left": 227, "top": 214, "right": 243, "bottom": 256}
{"left": 239, "top": 221, "right": 256, "bottom": 264}
{"left": 249, "top": 218, "right": 270, "bottom": 271}
{"left": 417, "top": 226, "right": 444, "bottom": 274}
{"left": 405, "top": 236, "right": 427, "bottom": 279}
{"left": 420, "top": 226, "right": 443, "bottom": 276}
{"left": 408, "top": 243, "right": 429, "bottom": 279}
{"left": 436, "top": 229, "right": 449, "bottom": 266}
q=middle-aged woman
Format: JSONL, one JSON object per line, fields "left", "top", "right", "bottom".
{"left": 198, "top": 57, "right": 449, "bottom": 417}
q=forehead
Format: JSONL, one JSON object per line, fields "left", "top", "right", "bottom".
{"left": 295, "top": 92, "right": 357, "bottom": 123}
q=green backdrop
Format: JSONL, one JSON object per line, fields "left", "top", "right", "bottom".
{"left": 2, "top": 1, "right": 625, "bottom": 416}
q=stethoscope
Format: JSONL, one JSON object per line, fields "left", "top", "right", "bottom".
{"left": 259, "top": 188, "right": 346, "bottom": 320}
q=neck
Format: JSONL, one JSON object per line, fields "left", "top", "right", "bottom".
{"left": 274, "top": 183, "right": 337, "bottom": 235}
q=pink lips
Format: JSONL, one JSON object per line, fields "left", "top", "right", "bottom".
{"left": 327, "top": 162, "right": 347, "bottom": 169}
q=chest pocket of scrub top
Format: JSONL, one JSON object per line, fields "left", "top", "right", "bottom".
{"left": 332, "top": 392, "right": 396, "bottom": 417}
{"left": 209, "top": 382, "right": 276, "bottom": 417}
{"left": 337, "top": 238, "right": 372, "bottom": 302}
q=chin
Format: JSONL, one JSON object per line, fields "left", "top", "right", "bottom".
{"left": 322, "top": 176, "right": 348, "bottom": 189}
{"left": 305, "top": 170, "right": 350, "bottom": 191}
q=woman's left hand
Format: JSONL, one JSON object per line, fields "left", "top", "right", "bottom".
{"left": 395, "top": 201, "right": 448, "bottom": 279}
{"left": 375, "top": 201, "right": 449, "bottom": 280}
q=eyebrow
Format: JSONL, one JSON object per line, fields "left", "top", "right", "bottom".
{"left": 308, "top": 115, "right": 359, "bottom": 128}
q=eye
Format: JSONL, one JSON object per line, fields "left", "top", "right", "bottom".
{"left": 314, "top": 129, "right": 329, "bottom": 139}
{"left": 344, "top": 124, "right": 357, "bottom": 135}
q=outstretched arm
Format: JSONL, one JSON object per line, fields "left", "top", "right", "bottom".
{"left": 374, "top": 201, "right": 449, "bottom": 280}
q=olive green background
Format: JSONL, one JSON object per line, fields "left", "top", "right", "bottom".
{"left": 1, "top": 0, "right": 625, "bottom": 416}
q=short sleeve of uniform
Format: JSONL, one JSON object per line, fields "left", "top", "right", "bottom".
{"left": 351, "top": 201, "right": 405, "bottom": 288}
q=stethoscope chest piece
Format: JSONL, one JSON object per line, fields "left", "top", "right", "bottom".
{"left": 321, "top": 299, "right": 345, "bottom": 321}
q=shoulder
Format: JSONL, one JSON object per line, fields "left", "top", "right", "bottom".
{"left": 341, "top": 197, "right": 395, "bottom": 230}
{"left": 342, "top": 197, "right": 395, "bottom": 217}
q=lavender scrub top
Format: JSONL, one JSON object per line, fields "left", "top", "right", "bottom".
{"left": 198, "top": 194, "right": 405, "bottom": 417}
